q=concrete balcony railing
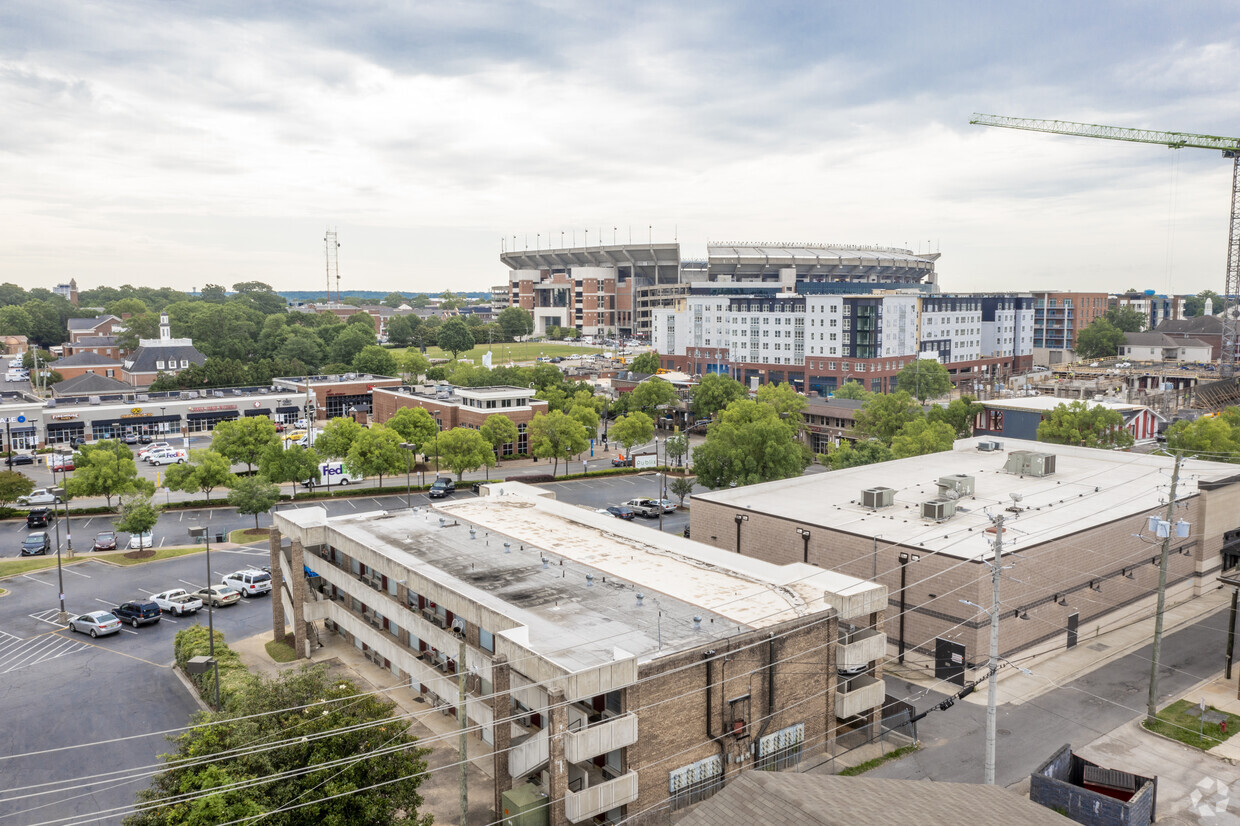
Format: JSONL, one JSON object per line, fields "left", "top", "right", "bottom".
{"left": 565, "top": 713, "right": 638, "bottom": 764}
{"left": 836, "top": 676, "right": 885, "bottom": 719}
{"left": 509, "top": 728, "right": 549, "bottom": 778}
{"left": 564, "top": 771, "right": 639, "bottom": 823}
{"left": 837, "top": 628, "right": 886, "bottom": 671}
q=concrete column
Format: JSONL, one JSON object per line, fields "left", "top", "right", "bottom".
{"left": 491, "top": 655, "right": 513, "bottom": 818}
{"left": 289, "top": 537, "right": 308, "bottom": 658}
{"left": 268, "top": 527, "right": 286, "bottom": 642}
{"left": 867, "top": 609, "right": 886, "bottom": 737}
{"left": 547, "top": 687, "right": 569, "bottom": 826}
{"left": 825, "top": 615, "right": 837, "bottom": 753}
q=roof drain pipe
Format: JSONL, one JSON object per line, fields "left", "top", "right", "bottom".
{"left": 704, "top": 648, "right": 728, "bottom": 767}
{"left": 754, "top": 631, "right": 777, "bottom": 747}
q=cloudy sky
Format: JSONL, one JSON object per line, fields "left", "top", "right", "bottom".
{"left": 3, "top": 1, "right": 1238, "bottom": 297}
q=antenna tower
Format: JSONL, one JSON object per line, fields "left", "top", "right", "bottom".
{"left": 324, "top": 230, "right": 340, "bottom": 302}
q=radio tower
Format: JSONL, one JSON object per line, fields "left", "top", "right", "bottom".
{"left": 324, "top": 230, "right": 340, "bottom": 302}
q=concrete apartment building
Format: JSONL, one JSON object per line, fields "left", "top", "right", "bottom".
{"left": 1110, "top": 290, "right": 1186, "bottom": 329}
{"left": 371, "top": 384, "right": 549, "bottom": 457}
{"left": 268, "top": 486, "right": 887, "bottom": 825}
{"left": 690, "top": 439, "right": 1240, "bottom": 674}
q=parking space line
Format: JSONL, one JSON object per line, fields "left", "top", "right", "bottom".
{"left": 179, "top": 579, "right": 201, "bottom": 589}
{"left": 94, "top": 598, "right": 114, "bottom": 607}
{"left": 22, "top": 574, "right": 53, "bottom": 586}
{"left": 346, "top": 499, "right": 357, "bottom": 509}
{"left": 64, "top": 567, "right": 91, "bottom": 579}
{"left": 120, "top": 628, "right": 138, "bottom": 635}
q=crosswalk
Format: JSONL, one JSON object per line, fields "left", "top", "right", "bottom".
{"left": 0, "top": 619, "right": 90, "bottom": 674}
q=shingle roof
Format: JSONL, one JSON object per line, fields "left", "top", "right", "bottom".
{"left": 1157, "top": 315, "right": 1224, "bottom": 336}
{"left": 1123, "top": 331, "right": 1210, "bottom": 348}
{"left": 67, "top": 315, "right": 119, "bottom": 332}
{"left": 123, "top": 344, "right": 206, "bottom": 374}
{"left": 52, "top": 352, "right": 122, "bottom": 367}
{"left": 675, "top": 773, "right": 1070, "bottom": 826}
{"left": 52, "top": 373, "right": 133, "bottom": 397}
{"left": 69, "top": 335, "right": 118, "bottom": 347}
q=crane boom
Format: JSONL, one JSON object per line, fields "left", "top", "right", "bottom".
{"left": 971, "top": 113, "right": 1240, "bottom": 381}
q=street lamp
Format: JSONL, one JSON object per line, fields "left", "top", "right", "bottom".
{"left": 50, "top": 486, "right": 67, "bottom": 623}
{"left": 188, "top": 526, "right": 220, "bottom": 710}
{"left": 401, "top": 442, "right": 418, "bottom": 509}
{"left": 796, "top": 527, "right": 811, "bottom": 564}
{"left": 897, "top": 552, "right": 920, "bottom": 664}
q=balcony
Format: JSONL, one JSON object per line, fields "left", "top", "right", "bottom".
{"left": 837, "top": 628, "right": 886, "bottom": 671}
{"left": 836, "top": 675, "right": 885, "bottom": 719}
{"left": 565, "top": 713, "right": 638, "bottom": 764}
{"left": 509, "top": 728, "right": 549, "bottom": 777}
{"left": 564, "top": 770, "right": 639, "bottom": 823}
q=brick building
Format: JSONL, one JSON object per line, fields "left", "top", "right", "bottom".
{"left": 273, "top": 373, "right": 403, "bottom": 424}
{"left": 66, "top": 314, "right": 122, "bottom": 343}
{"left": 45, "top": 351, "right": 122, "bottom": 382}
{"left": 690, "top": 439, "right": 1240, "bottom": 673}
{"left": 1031, "top": 291, "right": 1109, "bottom": 362}
{"left": 371, "top": 384, "right": 549, "bottom": 456}
{"left": 268, "top": 486, "right": 887, "bottom": 825}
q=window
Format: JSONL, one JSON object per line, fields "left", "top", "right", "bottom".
{"left": 155, "top": 360, "right": 165, "bottom": 370}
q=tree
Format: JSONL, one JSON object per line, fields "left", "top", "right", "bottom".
{"left": 664, "top": 432, "right": 689, "bottom": 467}
{"left": 259, "top": 443, "right": 322, "bottom": 500}
{"left": 106, "top": 297, "right": 150, "bottom": 318}
{"left": 344, "top": 426, "right": 405, "bottom": 488}
{"left": 127, "top": 664, "right": 433, "bottom": 826}
{"left": 211, "top": 416, "right": 278, "bottom": 475}
{"left": 853, "top": 391, "right": 922, "bottom": 444}
{"left": 66, "top": 441, "right": 154, "bottom": 510}
{"left": 1165, "top": 415, "right": 1240, "bottom": 461}
{"left": 755, "top": 382, "right": 808, "bottom": 430}
{"left": 691, "top": 399, "right": 809, "bottom": 488}
{"left": 610, "top": 412, "right": 654, "bottom": 457}
{"left": 115, "top": 494, "right": 160, "bottom": 549}
{"left": 314, "top": 416, "right": 364, "bottom": 459}
{"left": 630, "top": 351, "right": 660, "bottom": 374}
{"left": 1037, "top": 400, "right": 1135, "bottom": 449}
{"left": 386, "top": 315, "right": 415, "bottom": 347}
{"left": 162, "top": 449, "right": 235, "bottom": 504}
{"left": 827, "top": 440, "right": 895, "bottom": 470}
{"left": 437, "top": 317, "right": 475, "bottom": 358}
{"left": 1184, "top": 290, "right": 1220, "bottom": 318}
{"left": 479, "top": 414, "right": 518, "bottom": 460}
{"left": 199, "top": 283, "right": 228, "bottom": 303}
{"left": 527, "top": 410, "right": 589, "bottom": 476}
{"left": 891, "top": 419, "right": 956, "bottom": 459}
{"left": 669, "top": 475, "right": 695, "bottom": 507}
{"left": 894, "top": 359, "right": 953, "bottom": 403}
{"left": 382, "top": 291, "right": 406, "bottom": 309}
{"left": 227, "top": 475, "right": 280, "bottom": 531}
{"left": 0, "top": 305, "right": 33, "bottom": 337}
{"left": 329, "top": 324, "right": 376, "bottom": 365}
{"left": 568, "top": 402, "right": 599, "bottom": 436}
{"left": 691, "top": 373, "right": 746, "bottom": 418}
{"left": 0, "top": 470, "right": 35, "bottom": 507}
{"left": 832, "top": 380, "right": 870, "bottom": 400}
{"left": 1104, "top": 306, "right": 1147, "bottom": 333}
{"left": 429, "top": 427, "right": 495, "bottom": 481}
{"left": 628, "top": 377, "right": 676, "bottom": 417}
{"left": 1075, "top": 319, "right": 1126, "bottom": 361}
{"left": 386, "top": 407, "right": 440, "bottom": 451}
{"left": 497, "top": 306, "right": 534, "bottom": 341}
{"left": 927, "top": 396, "right": 985, "bottom": 438}
{"left": 352, "top": 345, "right": 399, "bottom": 376}
{"left": 400, "top": 350, "right": 431, "bottom": 381}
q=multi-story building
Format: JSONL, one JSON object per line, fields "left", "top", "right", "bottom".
{"left": 1030, "top": 291, "right": 1108, "bottom": 361}
{"left": 1110, "top": 291, "right": 1186, "bottom": 329}
{"left": 652, "top": 291, "right": 1033, "bottom": 395}
{"left": 53, "top": 278, "right": 78, "bottom": 306}
{"left": 121, "top": 315, "right": 208, "bottom": 389}
{"left": 273, "top": 372, "right": 404, "bottom": 422}
{"left": 66, "top": 314, "right": 122, "bottom": 344}
{"left": 371, "top": 384, "right": 548, "bottom": 457}
{"left": 268, "top": 486, "right": 887, "bottom": 825}
{"left": 490, "top": 284, "right": 510, "bottom": 308}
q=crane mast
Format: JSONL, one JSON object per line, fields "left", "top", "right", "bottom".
{"left": 970, "top": 113, "right": 1240, "bottom": 379}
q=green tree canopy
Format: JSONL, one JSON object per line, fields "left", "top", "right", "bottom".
{"left": 497, "top": 306, "right": 534, "bottom": 341}
{"left": 1075, "top": 318, "right": 1126, "bottom": 361}
{"left": 344, "top": 426, "right": 405, "bottom": 487}
{"left": 894, "top": 359, "right": 953, "bottom": 402}
{"left": 210, "top": 416, "right": 278, "bottom": 474}
{"left": 755, "top": 382, "right": 808, "bottom": 430}
{"left": 401, "top": 350, "right": 431, "bottom": 380}
{"left": 1036, "top": 400, "right": 1135, "bottom": 449}
{"left": 385, "top": 407, "right": 440, "bottom": 449}
{"left": 664, "top": 432, "right": 689, "bottom": 467}
{"left": 1184, "top": 290, "right": 1220, "bottom": 318}
{"left": 0, "top": 305, "right": 33, "bottom": 337}
{"left": 329, "top": 323, "right": 377, "bottom": 365}
{"left": 115, "top": 494, "right": 160, "bottom": 548}
{"left": 352, "top": 344, "right": 399, "bottom": 376}
{"left": 927, "top": 396, "right": 984, "bottom": 438}
{"left": 437, "top": 317, "right": 475, "bottom": 358}
{"left": 386, "top": 315, "right": 415, "bottom": 347}
{"left": 630, "top": 351, "right": 660, "bottom": 373}
{"left": 628, "top": 377, "right": 676, "bottom": 417}
{"left": 429, "top": 427, "right": 496, "bottom": 481}
{"left": 831, "top": 380, "right": 871, "bottom": 401}
{"left": 569, "top": 402, "right": 600, "bottom": 435}
{"left": 1103, "top": 306, "right": 1147, "bottom": 332}
{"left": 528, "top": 409, "right": 589, "bottom": 476}
{"left": 827, "top": 439, "right": 895, "bottom": 470}
{"left": 0, "top": 470, "right": 35, "bottom": 506}
{"left": 382, "top": 291, "right": 407, "bottom": 308}
{"left": 669, "top": 475, "right": 696, "bottom": 506}
{"left": 65, "top": 441, "right": 155, "bottom": 509}
{"left": 891, "top": 418, "right": 956, "bottom": 458}
{"left": 691, "top": 373, "right": 746, "bottom": 418}
{"left": 1164, "top": 415, "right": 1238, "bottom": 460}
{"left": 258, "top": 443, "right": 322, "bottom": 500}
{"left": 162, "top": 449, "right": 236, "bottom": 504}
{"left": 853, "top": 391, "right": 922, "bottom": 444}
{"left": 610, "top": 412, "right": 654, "bottom": 457}
{"left": 314, "top": 416, "right": 365, "bottom": 459}
{"left": 227, "top": 475, "right": 280, "bottom": 530}
{"left": 691, "top": 399, "right": 809, "bottom": 488}
{"left": 480, "top": 414, "right": 518, "bottom": 459}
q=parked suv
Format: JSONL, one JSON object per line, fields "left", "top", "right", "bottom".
{"left": 222, "top": 569, "right": 272, "bottom": 597}
{"left": 428, "top": 478, "right": 455, "bottom": 498}
{"left": 113, "top": 600, "right": 162, "bottom": 628}
{"left": 21, "top": 532, "right": 51, "bottom": 556}
{"left": 26, "top": 508, "right": 50, "bottom": 529}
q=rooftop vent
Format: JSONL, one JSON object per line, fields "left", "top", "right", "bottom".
{"left": 921, "top": 498, "right": 957, "bottom": 522}
{"left": 937, "top": 474, "right": 975, "bottom": 498}
{"left": 977, "top": 440, "right": 1004, "bottom": 452}
{"left": 861, "top": 487, "right": 895, "bottom": 510}
{"left": 88, "top": 395, "right": 101, "bottom": 405}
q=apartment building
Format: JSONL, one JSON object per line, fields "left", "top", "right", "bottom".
{"left": 371, "top": 384, "right": 549, "bottom": 457}
{"left": 268, "top": 486, "right": 887, "bottom": 825}
{"left": 1110, "top": 291, "right": 1186, "bottom": 329}
{"left": 1031, "top": 291, "right": 1108, "bottom": 361}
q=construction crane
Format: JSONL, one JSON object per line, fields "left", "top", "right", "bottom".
{"left": 970, "top": 114, "right": 1240, "bottom": 379}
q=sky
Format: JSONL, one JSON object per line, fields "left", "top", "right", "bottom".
{"left": 3, "top": 1, "right": 1239, "bottom": 297}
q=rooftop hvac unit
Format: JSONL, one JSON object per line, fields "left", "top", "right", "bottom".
{"left": 977, "top": 440, "right": 998, "bottom": 452}
{"left": 1027, "top": 452, "right": 1056, "bottom": 477}
{"left": 45, "top": 398, "right": 56, "bottom": 407}
{"left": 861, "top": 487, "right": 895, "bottom": 509}
{"left": 937, "top": 474, "right": 975, "bottom": 498}
{"left": 921, "top": 498, "right": 957, "bottom": 522}
{"left": 137, "top": 394, "right": 149, "bottom": 402}
{"left": 88, "top": 395, "right": 101, "bottom": 405}
{"left": 1004, "top": 450, "right": 1034, "bottom": 475}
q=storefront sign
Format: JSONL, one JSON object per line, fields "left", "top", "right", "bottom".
{"left": 49, "top": 413, "right": 79, "bottom": 421}
{"left": 121, "top": 409, "right": 152, "bottom": 418}
{"left": 187, "top": 404, "right": 238, "bottom": 413}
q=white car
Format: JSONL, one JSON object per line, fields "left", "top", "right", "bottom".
{"left": 127, "top": 530, "right": 153, "bottom": 550}
{"left": 222, "top": 569, "right": 272, "bottom": 597}
{"left": 150, "top": 589, "right": 203, "bottom": 616}
{"left": 138, "top": 442, "right": 172, "bottom": 460}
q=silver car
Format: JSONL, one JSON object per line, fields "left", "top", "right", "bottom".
{"left": 195, "top": 585, "right": 241, "bottom": 607}
{"left": 67, "top": 611, "right": 122, "bottom": 638}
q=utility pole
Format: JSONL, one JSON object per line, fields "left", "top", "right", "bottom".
{"left": 458, "top": 637, "right": 468, "bottom": 826}
{"left": 984, "top": 514, "right": 1003, "bottom": 786}
{"left": 1147, "top": 452, "right": 1182, "bottom": 723}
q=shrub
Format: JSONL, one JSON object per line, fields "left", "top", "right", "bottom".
{"left": 174, "top": 625, "right": 257, "bottom": 708}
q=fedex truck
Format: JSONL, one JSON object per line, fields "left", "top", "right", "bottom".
{"left": 303, "top": 461, "right": 363, "bottom": 489}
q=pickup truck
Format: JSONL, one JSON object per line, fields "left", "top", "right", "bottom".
{"left": 621, "top": 498, "right": 662, "bottom": 518}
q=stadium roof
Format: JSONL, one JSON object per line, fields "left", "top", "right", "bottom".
{"left": 500, "top": 242, "right": 681, "bottom": 277}
{"left": 707, "top": 243, "right": 939, "bottom": 281}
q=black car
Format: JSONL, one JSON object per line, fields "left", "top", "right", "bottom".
{"left": 606, "top": 506, "right": 635, "bottom": 520}
{"left": 113, "top": 600, "right": 162, "bottom": 628}
{"left": 26, "top": 508, "right": 50, "bottom": 529}
{"left": 428, "top": 478, "right": 455, "bottom": 498}
{"left": 5, "top": 453, "right": 33, "bottom": 466}
{"left": 69, "top": 436, "right": 87, "bottom": 447}
{"left": 137, "top": 434, "right": 152, "bottom": 444}
{"left": 21, "top": 532, "right": 51, "bottom": 556}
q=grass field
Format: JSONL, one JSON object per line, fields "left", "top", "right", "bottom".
{"left": 392, "top": 341, "right": 610, "bottom": 364}
{"left": 1144, "top": 700, "right": 1240, "bottom": 750}
{"left": 0, "top": 556, "right": 72, "bottom": 578}
{"left": 229, "top": 528, "right": 270, "bottom": 544}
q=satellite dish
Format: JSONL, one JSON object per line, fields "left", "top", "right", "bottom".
{"left": 1010, "top": 492, "right": 1023, "bottom": 503}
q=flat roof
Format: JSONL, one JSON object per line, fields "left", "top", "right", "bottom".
{"left": 693, "top": 438, "right": 1240, "bottom": 562}
{"left": 980, "top": 397, "right": 1157, "bottom": 415}
{"left": 283, "top": 487, "right": 882, "bottom": 671}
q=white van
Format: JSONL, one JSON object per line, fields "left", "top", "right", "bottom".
{"left": 303, "top": 460, "right": 362, "bottom": 489}
{"left": 148, "top": 449, "right": 188, "bottom": 465}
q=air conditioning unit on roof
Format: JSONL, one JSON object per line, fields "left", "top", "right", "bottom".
{"left": 977, "top": 440, "right": 997, "bottom": 452}
{"left": 937, "top": 474, "right": 975, "bottom": 498}
{"left": 921, "top": 498, "right": 957, "bottom": 522}
{"left": 861, "top": 487, "right": 895, "bottom": 509}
